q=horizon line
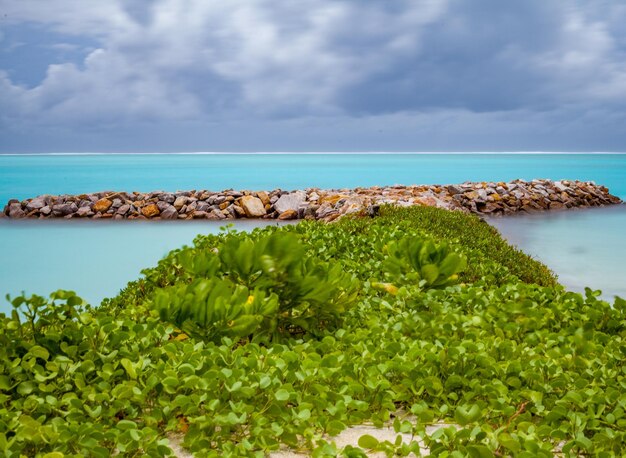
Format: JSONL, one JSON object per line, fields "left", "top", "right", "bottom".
{"left": 1, "top": 151, "right": 626, "bottom": 156}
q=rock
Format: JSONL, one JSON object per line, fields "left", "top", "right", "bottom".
{"left": 116, "top": 204, "right": 130, "bottom": 215}
{"left": 233, "top": 205, "right": 246, "bottom": 217}
{"left": 445, "top": 185, "right": 464, "bottom": 195}
{"left": 278, "top": 209, "right": 298, "bottom": 220}
{"left": 8, "top": 203, "right": 26, "bottom": 218}
{"left": 192, "top": 211, "right": 208, "bottom": 219}
{"left": 316, "top": 203, "right": 336, "bottom": 219}
{"left": 26, "top": 197, "right": 47, "bottom": 212}
{"left": 40, "top": 206, "right": 51, "bottom": 216}
{"left": 111, "top": 198, "right": 123, "bottom": 209}
{"left": 52, "top": 203, "right": 78, "bottom": 216}
{"left": 156, "top": 201, "right": 171, "bottom": 212}
{"left": 196, "top": 201, "right": 211, "bottom": 213}
{"left": 160, "top": 205, "right": 178, "bottom": 219}
{"left": 240, "top": 196, "right": 266, "bottom": 217}
{"left": 141, "top": 203, "right": 160, "bottom": 217}
{"left": 274, "top": 191, "right": 307, "bottom": 214}
{"left": 76, "top": 206, "right": 93, "bottom": 217}
{"left": 257, "top": 191, "right": 271, "bottom": 207}
{"left": 93, "top": 198, "right": 113, "bottom": 213}
{"left": 161, "top": 193, "right": 176, "bottom": 204}
{"left": 173, "top": 196, "right": 187, "bottom": 210}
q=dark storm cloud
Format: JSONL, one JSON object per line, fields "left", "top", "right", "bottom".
{"left": 0, "top": 0, "right": 625, "bottom": 151}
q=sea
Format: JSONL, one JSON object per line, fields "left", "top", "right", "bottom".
{"left": 1, "top": 153, "right": 624, "bottom": 314}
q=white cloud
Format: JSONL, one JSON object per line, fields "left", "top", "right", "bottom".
{"left": 0, "top": 0, "right": 449, "bottom": 124}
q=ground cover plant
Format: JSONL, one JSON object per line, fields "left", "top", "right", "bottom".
{"left": 1, "top": 206, "right": 625, "bottom": 457}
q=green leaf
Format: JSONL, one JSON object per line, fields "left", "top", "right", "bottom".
{"left": 120, "top": 358, "right": 137, "bottom": 380}
{"left": 454, "top": 404, "right": 482, "bottom": 426}
{"left": 117, "top": 420, "right": 138, "bottom": 430}
{"left": 274, "top": 389, "right": 290, "bottom": 401}
{"left": 29, "top": 345, "right": 50, "bottom": 361}
{"left": 0, "top": 375, "right": 11, "bottom": 390}
{"left": 357, "top": 434, "right": 379, "bottom": 450}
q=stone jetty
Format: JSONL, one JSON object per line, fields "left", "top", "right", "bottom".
{"left": 1, "top": 179, "right": 621, "bottom": 222}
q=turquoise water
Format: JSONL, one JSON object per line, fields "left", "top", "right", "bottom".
{"left": 1, "top": 153, "right": 625, "bottom": 204}
{"left": 489, "top": 205, "right": 626, "bottom": 300}
{"left": 0, "top": 153, "right": 624, "bottom": 314}
{"left": 0, "top": 220, "right": 287, "bottom": 314}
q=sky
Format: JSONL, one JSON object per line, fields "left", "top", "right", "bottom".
{"left": 1, "top": 0, "right": 625, "bottom": 153}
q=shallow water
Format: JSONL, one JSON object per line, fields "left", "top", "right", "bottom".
{"left": 488, "top": 205, "right": 626, "bottom": 300}
{"left": 0, "top": 220, "right": 287, "bottom": 314}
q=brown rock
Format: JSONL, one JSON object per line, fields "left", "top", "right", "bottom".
{"left": 93, "top": 198, "right": 113, "bottom": 213}
{"left": 141, "top": 203, "right": 160, "bottom": 217}
{"left": 240, "top": 195, "right": 266, "bottom": 217}
{"left": 233, "top": 205, "right": 246, "bottom": 217}
{"left": 257, "top": 191, "right": 271, "bottom": 206}
{"left": 278, "top": 209, "right": 298, "bottom": 220}
{"left": 173, "top": 196, "right": 187, "bottom": 210}
{"left": 219, "top": 201, "right": 230, "bottom": 210}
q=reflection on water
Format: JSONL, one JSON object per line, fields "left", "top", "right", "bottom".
{"left": 0, "top": 220, "right": 289, "bottom": 314}
{"left": 488, "top": 204, "right": 626, "bottom": 300}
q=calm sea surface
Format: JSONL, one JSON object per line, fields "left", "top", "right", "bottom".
{"left": 1, "top": 153, "right": 624, "bottom": 313}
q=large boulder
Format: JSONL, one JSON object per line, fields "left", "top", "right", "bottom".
{"left": 274, "top": 191, "right": 306, "bottom": 214}
{"left": 240, "top": 196, "right": 266, "bottom": 217}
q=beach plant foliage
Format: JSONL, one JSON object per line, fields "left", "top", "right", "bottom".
{"left": 3, "top": 206, "right": 624, "bottom": 457}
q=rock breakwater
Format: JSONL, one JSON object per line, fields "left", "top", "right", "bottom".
{"left": 2, "top": 180, "right": 621, "bottom": 222}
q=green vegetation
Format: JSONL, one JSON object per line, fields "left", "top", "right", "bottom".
{"left": 2, "top": 206, "right": 624, "bottom": 457}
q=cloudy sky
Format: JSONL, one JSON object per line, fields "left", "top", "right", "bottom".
{"left": 1, "top": 0, "right": 625, "bottom": 152}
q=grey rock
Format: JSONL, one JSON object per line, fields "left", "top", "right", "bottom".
{"left": 274, "top": 191, "right": 306, "bottom": 214}
{"left": 445, "top": 185, "right": 464, "bottom": 195}
{"left": 117, "top": 204, "right": 130, "bottom": 215}
{"left": 196, "top": 201, "right": 211, "bottom": 213}
{"left": 8, "top": 203, "right": 26, "bottom": 218}
{"left": 76, "top": 206, "right": 93, "bottom": 217}
{"left": 40, "top": 206, "right": 51, "bottom": 215}
{"left": 161, "top": 193, "right": 176, "bottom": 204}
{"left": 111, "top": 198, "right": 123, "bottom": 209}
{"left": 160, "top": 205, "right": 178, "bottom": 220}
{"left": 156, "top": 201, "right": 171, "bottom": 212}
{"left": 26, "top": 197, "right": 47, "bottom": 212}
{"left": 52, "top": 203, "right": 78, "bottom": 216}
